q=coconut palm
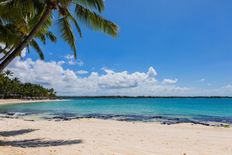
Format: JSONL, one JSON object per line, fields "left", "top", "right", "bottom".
{"left": 0, "top": 0, "right": 118, "bottom": 72}
{"left": 3, "top": 70, "right": 13, "bottom": 77}
{"left": 0, "top": 70, "right": 57, "bottom": 98}
{"left": 0, "top": 0, "right": 57, "bottom": 60}
{"left": 0, "top": 28, "right": 57, "bottom": 61}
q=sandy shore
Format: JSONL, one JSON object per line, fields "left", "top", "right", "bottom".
{"left": 0, "top": 99, "right": 61, "bottom": 105}
{"left": 0, "top": 118, "right": 231, "bottom": 155}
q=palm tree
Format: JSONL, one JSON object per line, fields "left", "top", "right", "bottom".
{"left": 3, "top": 70, "right": 13, "bottom": 77}
{"left": 0, "top": 1, "right": 57, "bottom": 61}
{"left": 0, "top": 71, "right": 57, "bottom": 98}
{"left": 0, "top": 0, "right": 118, "bottom": 72}
{"left": 0, "top": 29, "right": 57, "bottom": 61}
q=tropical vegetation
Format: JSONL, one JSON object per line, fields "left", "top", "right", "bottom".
{"left": 0, "top": 70, "right": 56, "bottom": 99}
{"left": 0, "top": 0, "right": 118, "bottom": 72}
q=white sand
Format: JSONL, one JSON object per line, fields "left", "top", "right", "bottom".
{"left": 0, "top": 118, "right": 231, "bottom": 155}
{"left": 0, "top": 99, "right": 61, "bottom": 105}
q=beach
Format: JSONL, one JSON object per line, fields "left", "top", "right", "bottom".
{"left": 0, "top": 118, "right": 232, "bottom": 155}
{"left": 1, "top": 0, "right": 232, "bottom": 154}
{"left": 0, "top": 99, "right": 232, "bottom": 155}
{"left": 0, "top": 99, "right": 61, "bottom": 105}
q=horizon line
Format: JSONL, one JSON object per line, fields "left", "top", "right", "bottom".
{"left": 58, "top": 96, "right": 232, "bottom": 98}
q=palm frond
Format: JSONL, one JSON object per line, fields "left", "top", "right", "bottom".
{"left": 66, "top": 9, "right": 82, "bottom": 37}
{"left": 0, "top": 0, "right": 118, "bottom": 69}
{"left": 0, "top": 24, "right": 21, "bottom": 46}
{"left": 73, "top": 0, "right": 104, "bottom": 13}
{"left": 30, "top": 39, "right": 44, "bottom": 60}
{"left": 58, "top": 17, "right": 77, "bottom": 58}
{"left": 59, "top": 0, "right": 72, "bottom": 7}
{"left": 46, "top": 31, "right": 57, "bottom": 42}
{"left": 75, "top": 4, "right": 118, "bottom": 37}
{"left": 27, "top": 45, "right": 30, "bottom": 54}
{"left": 37, "top": 33, "right": 46, "bottom": 44}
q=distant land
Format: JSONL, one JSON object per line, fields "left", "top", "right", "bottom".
{"left": 59, "top": 96, "right": 232, "bottom": 99}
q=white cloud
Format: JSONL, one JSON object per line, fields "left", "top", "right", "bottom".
{"left": 64, "top": 54, "right": 84, "bottom": 66}
{"left": 162, "top": 78, "right": 178, "bottom": 85}
{"left": 147, "top": 66, "right": 157, "bottom": 78}
{"left": 68, "top": 60, "right": 76, "bottom": 65}
{"left": 76, "top": 59, "right": 84, "bottom": 66}
{"left": 6, "top": 58, "right": 193, "bottom": 96}
{"left": 0, "top": 44, "right": 26, "bottom": 61}
{"left": 64, "top": 54, "right": 74, "bottom": 60}
{"left": 76, "top": 70, "right": 88, "bottom": 75}
{"left": 57, "top": 61, "right": 65, "bottom": 65}
{"left": 21, "top": 48, "right": 27, "bottom": 57}
{"left": 5, "top": 58, "right": 232, "bottom": 96}
{"left": 65, "top": 54, "right": 75, "bottom": 65}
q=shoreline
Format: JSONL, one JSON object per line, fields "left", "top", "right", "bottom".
{"left": 0, "top": 112, "right": 230, "bottom": 131}
{"left": 0, "top": 111, "right": 231, "bottom": 127}
{"left": 0, "top": 98, "right": 231, "bottom": 128}
{"left": 0, "top": 99, "right": 231, "bottom": 126}
{"left": 0, "top": 99, "right": 63, "bottom": 105}
{"left": 0, "top": 118, "right": 232, "bottom": 155}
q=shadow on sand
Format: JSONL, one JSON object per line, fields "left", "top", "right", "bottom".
{"left": 0, "top": 139, "right": 83, "bottom": 148}
{"left": 0, "top": 129, "right": 38, "bottom": 137}
{"left": 0, "top": 129, "right": 83, "bottom": 148}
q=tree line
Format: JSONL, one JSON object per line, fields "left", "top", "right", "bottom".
{"left": 0, "top": 70, "right": 56, "bottom": 99}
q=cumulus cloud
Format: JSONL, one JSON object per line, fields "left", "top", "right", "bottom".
{"left": 99, "top": 69, "right": 144, "bottom": 89}
{"left": 6, "top": 58, "right": 232, "bottom": 96}
{"left": 64, "top": 54, "right": 84, "bottom": 66}
{"left": 5, "top": 58, "right": 194, "bottom": 96}
{"left": 162, "top": 78, "right": 178, "bottom": 85}
{"left": 76, "top": 70, "right": 88, "bottom": 75}
{"left": 147, "top": 67, "right": 157, "bottom": 78}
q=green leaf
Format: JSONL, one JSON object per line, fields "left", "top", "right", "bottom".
{"left": 66, "top": 9, "right": 82, "bottom": 37}
{"left": 30, "top": 39, "right": 44, "bottom": 60}
{"left": 73, "top": 0, "right": 105, "bottom": 13}
{"left": 46, "top": 31, "right": 57, "bottom": 42}
{"left": 58, "top": 17, "right": 77, "bottom": 58}
{"left": 75, "top": 4, "right": 118, "bottom": 37}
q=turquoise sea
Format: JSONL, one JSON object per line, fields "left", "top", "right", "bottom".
{"left": 0, "top": 98, "right": 232, "bottom": 124}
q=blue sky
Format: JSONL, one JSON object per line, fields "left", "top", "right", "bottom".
{"left": 9, "top": 0, "right": 232, "bottom": 96}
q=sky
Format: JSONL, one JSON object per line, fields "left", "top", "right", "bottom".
{"left": 6, "top": 0, "right": 232, "bottom": 96}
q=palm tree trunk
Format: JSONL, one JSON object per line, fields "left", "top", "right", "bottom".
{"left": 0, "top": 46, "right": 14, "bottom": 61}
{"left": 0, "top": 6, "right": 52, "bottom": 73}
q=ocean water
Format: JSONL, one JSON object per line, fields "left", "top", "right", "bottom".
{"left": 0, "top": 98, "right": 232, "bottom": 124}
